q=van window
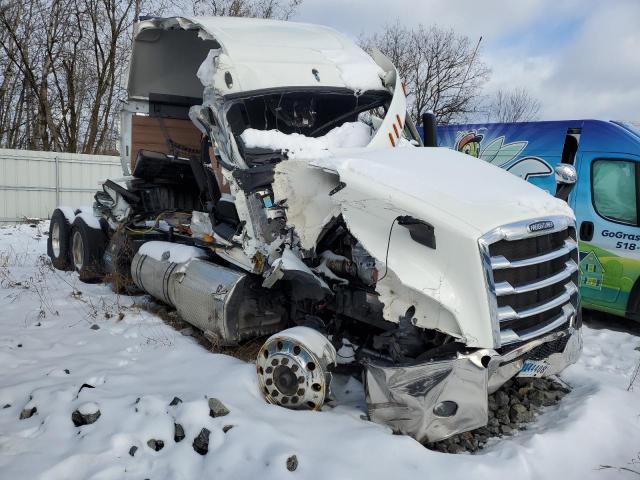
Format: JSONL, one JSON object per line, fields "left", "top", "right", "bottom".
{"left": 592, "top": 159, "right": 637, "bottom": 225}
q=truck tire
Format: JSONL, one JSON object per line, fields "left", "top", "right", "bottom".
{"left": 70, "top": 216, "right": 107, "bottom": 283}
{"left": 47, "top": 209, "right": 73, "bottom": 271}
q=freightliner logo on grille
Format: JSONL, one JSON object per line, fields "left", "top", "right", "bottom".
{"left": 528, "top": 220, "right": 555, "bottom": 233}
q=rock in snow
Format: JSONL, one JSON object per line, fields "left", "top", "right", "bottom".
{"left": 19, "top": 406, "right": 37, "bottom": 420}
{"left": 286, "top": 455, "right": 298, "bottom": 472}
{"left": 208, "top": 398, "right": 230, "bottom": 417}
{"left": 174, "top": 423, "right": 185, "bottom": 443}
{"left": 192, "top": 428, "right": 210, "bottom": 455}
{"left": 147, "top": 439, "right": 164, "bottom": 451}
{"left": 71, "top": 402, "right": 101, "bottom": 426}
{"left": 425, "top": 377, "right": 573, "bottom": 453}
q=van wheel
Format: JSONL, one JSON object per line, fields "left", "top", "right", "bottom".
{"left": 626, "top": 279, "right": 640, "bottom": 322}
{"left": 71, "top": 217, "right": 107, "bottom": 283}
{"left": 47, "top": 209, "right": 73, "bottom": 271}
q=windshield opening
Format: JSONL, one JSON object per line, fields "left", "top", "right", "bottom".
{"left": 226, "top": 89, "right": 390, "bottom": 137}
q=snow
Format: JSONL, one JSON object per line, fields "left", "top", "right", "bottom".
{"left": 240, "top": 121, "right": 373, "bottom": 159}
{"left": 138, "top": 241, "right": 207, "bottom": 263}
{"left": 76, "top": 211, "right": 101, "bottom": 230}
{"left": 319, "top": 47, "right": 384, "bottom": 92}
{"left": 56, "top": 206, "right": 76, "bottom": 225}
{"left": 78, "top": 402, "right": 100, "bottom": 415}
{"left": 1, "top": 222, "right": 640, "bottom": 479}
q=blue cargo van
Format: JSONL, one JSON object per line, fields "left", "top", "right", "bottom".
{"left": 434, "top": 120, "right": 640, "bottom": 322}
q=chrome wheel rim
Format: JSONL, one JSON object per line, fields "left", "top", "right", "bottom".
{"left": 51, "top": 222, "right": 61, "bottom": 257}
{"left": 72, "top": 231, "right": 84, "bottom": 270}
{"left": 256, "top": 328, "right": 336, "bottom": 411}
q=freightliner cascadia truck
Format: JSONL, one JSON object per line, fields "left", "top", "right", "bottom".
{"left": 46, "top": 16, "right": 582, "bottom": 442}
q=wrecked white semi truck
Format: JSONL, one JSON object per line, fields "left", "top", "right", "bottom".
{"left": 46, "top": 16, "right": 582, "bottom": 442}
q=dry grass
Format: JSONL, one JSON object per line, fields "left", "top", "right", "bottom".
{"left": 133, "top": 299, "right": 267, "bottom": 363}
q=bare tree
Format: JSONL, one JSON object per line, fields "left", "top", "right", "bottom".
{"left": 186, "top": 0, "right": 302, "bottom": 19}
{"left": 0, "top": 0, "right": 304, "bottom": 153}
{"left": 487, "top": 87, "right": 541, "bottom": 123}
{"left": 0, "top": 0, "right": 138, "bottom": 153}
{"left": 362, "top": 22, "right": 490, "bottom": 125}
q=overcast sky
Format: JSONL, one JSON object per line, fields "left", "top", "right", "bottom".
{"left": 293, "top": 0, "right": 640, "bottom": 121}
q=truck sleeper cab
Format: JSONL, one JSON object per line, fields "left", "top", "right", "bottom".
{"left": 46, "top": 16, "right": 582, "bottom": 443}
{"left": 437, "top": 120, "right": 640, "bottom": 323}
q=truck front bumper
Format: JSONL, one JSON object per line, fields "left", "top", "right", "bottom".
{"left": 364, "top": 326, "right": 582, "bottom": 443}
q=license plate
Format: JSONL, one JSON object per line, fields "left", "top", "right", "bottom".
{"left": 518, "top": 359, "right": 550, "bottom": 378}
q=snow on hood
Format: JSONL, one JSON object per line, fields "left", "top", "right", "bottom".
{"left": 311, "top": 146, "right": 574, "bottom": 235}
{"left": 240, "top": 122, "right": 374, "bottom": 159}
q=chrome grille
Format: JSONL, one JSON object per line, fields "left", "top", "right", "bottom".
{"left": 479, "top": 216, "right": 579, "bottom": 347}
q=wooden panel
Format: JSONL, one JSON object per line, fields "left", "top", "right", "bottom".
{"left": 130, "top": 115, "right": 231, "bottom": 195}
{"left": 130, "top": 115, "right": 202, "bottom": 170}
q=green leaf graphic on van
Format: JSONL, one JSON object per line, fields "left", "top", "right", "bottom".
{"left": 479, "top": 136, "right": 527, "bottom": 167}
{"left": 479, "top": 137, "right": 503, "bottom": 164}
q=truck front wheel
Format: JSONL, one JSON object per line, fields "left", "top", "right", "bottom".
{"left": 71, "top": 217, "right": 107, "bottom": 283}
{"left": 47, "top": 209, "right": 73, "bottom": 271}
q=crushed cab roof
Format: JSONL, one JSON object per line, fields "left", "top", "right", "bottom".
{"left": 128, "top": 16, "right": 386, "bottom": 100}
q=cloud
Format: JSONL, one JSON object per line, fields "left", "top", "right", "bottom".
{"left": 294, "top": 0, "right": 640, "bottom": 120}
{"left": 486, "top": 0, "right": 640, "bottom": 119}
{"left": 294, "top": 0, "right": 581, "bottom": 45}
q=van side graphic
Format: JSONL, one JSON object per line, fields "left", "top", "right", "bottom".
{"left": 455, "top": 130, "right": 553, "bottom": 180}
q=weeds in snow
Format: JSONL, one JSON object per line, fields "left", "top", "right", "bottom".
{"left": 629, "top": 357, "right": 640, "bottom": 392}
{"left": 0, "top": 253, "right": 60, "bottom": 322}
{"left": 598, "top": 453, "right": 640, "bottom": 476}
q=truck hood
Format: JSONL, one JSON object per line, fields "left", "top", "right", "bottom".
{"left": 272, "top": 144, "right": 574, "bottom": 347}
{"left": 311, "top": 146, "right": 574, "bottom": 236}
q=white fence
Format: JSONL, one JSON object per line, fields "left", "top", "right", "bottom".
{"left": 0, "top": 148, "right": 122, "bottom": 222}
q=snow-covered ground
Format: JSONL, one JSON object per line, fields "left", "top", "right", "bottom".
{"left": 1, "top": 222, "right": 639, "bottom": 480}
